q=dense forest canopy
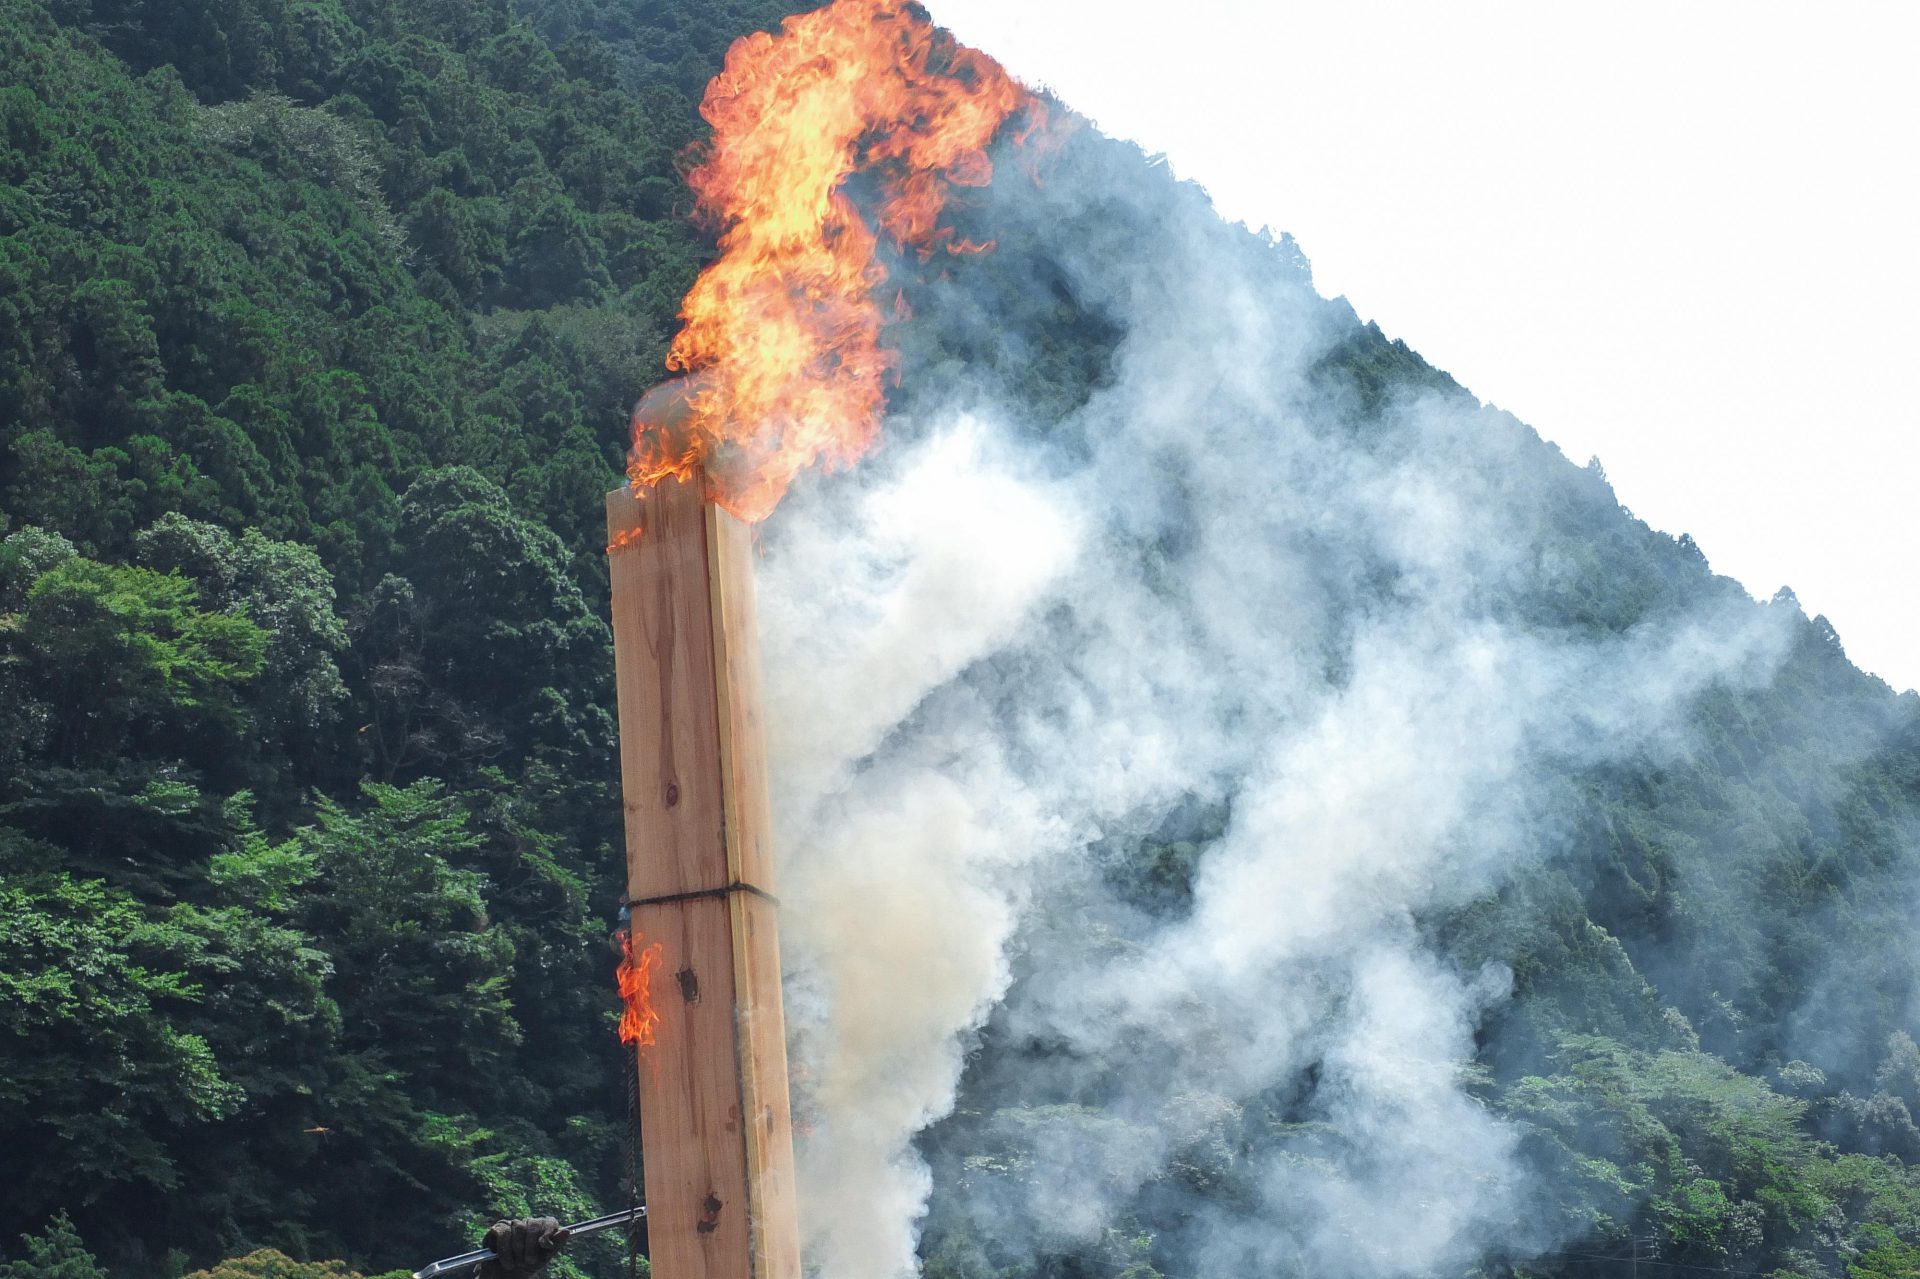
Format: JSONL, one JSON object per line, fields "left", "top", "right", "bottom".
{"left": 2, "top": 3, "right": 1917, "bottom": 1279}
{"left": 0, "top": 1, "right": 808, "bottom": 1273}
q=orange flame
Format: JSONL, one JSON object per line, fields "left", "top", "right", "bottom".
{"left": 629, "top": 0, "right": 1042, "bottom": 523}
{"left": 617, "top": 929, "right": 664, "bottom": 1048}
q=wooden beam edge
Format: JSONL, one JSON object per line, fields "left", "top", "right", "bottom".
{"left": 702, "top": 504, "right": 800, "bottom": 1279}
{"left": 704, "top": 501, "right": 748, "bottom": 890}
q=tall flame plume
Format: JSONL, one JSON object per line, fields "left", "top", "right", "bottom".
{"left": 629, "top": 0, "right": 1042, "bottom": 523}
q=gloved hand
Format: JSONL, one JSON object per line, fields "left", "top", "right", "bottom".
{"left": 475, "top": 1217, "right": 570, "bottom": 1279}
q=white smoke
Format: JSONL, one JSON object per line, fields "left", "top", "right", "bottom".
{"left": 754, "top": 134, "right": 1794, "bottom": 1279}
{"left": 761, "top": 424, "right": 1081, "bottom": 1279}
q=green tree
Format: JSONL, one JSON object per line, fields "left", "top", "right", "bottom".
{"left": 278, "top": 782, "right": 524, "bottom": 1268}
{"left": 1850, "top": 1230, "right": 1920, "bottom": 1279}
{"left": 8, "top": 558, "right": 265, "bottom": 764}
{"left": 182, "top": 1249, "right": 408, "bottom": 1279}
{"left": 136, "top": 514, "right": 350, "bottom": 792}
{"left": 296, "top": 781, "right": 517, "bottom": 1101}
{"left": 355, "top": 468, "right": 610, "bottom": 781}
{"left": 0, "top": 1214, "right": 109, "bottom": 1279}
{"left": 0, "top": 874, "right": 241, "bottom": 1218}
{"left": 0, "top": 526, "right": 77, "bottom": 610}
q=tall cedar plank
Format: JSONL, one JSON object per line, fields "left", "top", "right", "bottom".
{"left": 607, "top": 479, "right": 801, "bottom": 1279}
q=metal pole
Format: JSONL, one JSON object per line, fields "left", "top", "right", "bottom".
{"left": 412, "top": 1207, "right": 649, "bottom": 1279}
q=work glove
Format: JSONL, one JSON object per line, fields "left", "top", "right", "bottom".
{"left": 475, "top": 1217, "right": 570, "bottom": 1279}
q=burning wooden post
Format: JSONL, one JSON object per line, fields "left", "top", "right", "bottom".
{"left": 601, "top": 9, "right": 1041, "bottom": 1274}
{"left": 606, "top": 476, "right": 801, "bottom": 1279}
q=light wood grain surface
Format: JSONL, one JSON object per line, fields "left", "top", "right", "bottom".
{"left": 606, "top": 480, "right": 800, "bottom": 1279}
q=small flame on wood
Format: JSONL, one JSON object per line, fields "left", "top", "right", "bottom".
{"left": 618, "top": 929, "right": 664, "bottom": 1048}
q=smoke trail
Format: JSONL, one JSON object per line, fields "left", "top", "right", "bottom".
{"left": 759, "top": 424, "right": 1079, "bottom": 1278}
{"left": 755, "top": 120, "right": 1794, "bottom": 1279}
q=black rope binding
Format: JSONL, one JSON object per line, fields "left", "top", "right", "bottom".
{"left": 629, "top": 880, "right": 779, "bottom": 909}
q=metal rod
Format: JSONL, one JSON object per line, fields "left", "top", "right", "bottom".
{"left": 411, "top": 1206, "right": 648, "bottom": 1279}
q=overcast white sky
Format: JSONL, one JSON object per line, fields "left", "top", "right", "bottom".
{"left": 931, "top": 0, "right": 1919, "bottom": 693}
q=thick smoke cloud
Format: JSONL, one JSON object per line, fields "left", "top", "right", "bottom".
{"left": 752, "top": 124, "right": 1794, "bottom": 1279}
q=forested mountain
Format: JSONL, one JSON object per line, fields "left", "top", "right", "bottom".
{"left": 2, "top": 4, "right": 1918, "bottom": 1279}
{"left": 0, "top": 1, "right": 808, "bottom": 1274}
